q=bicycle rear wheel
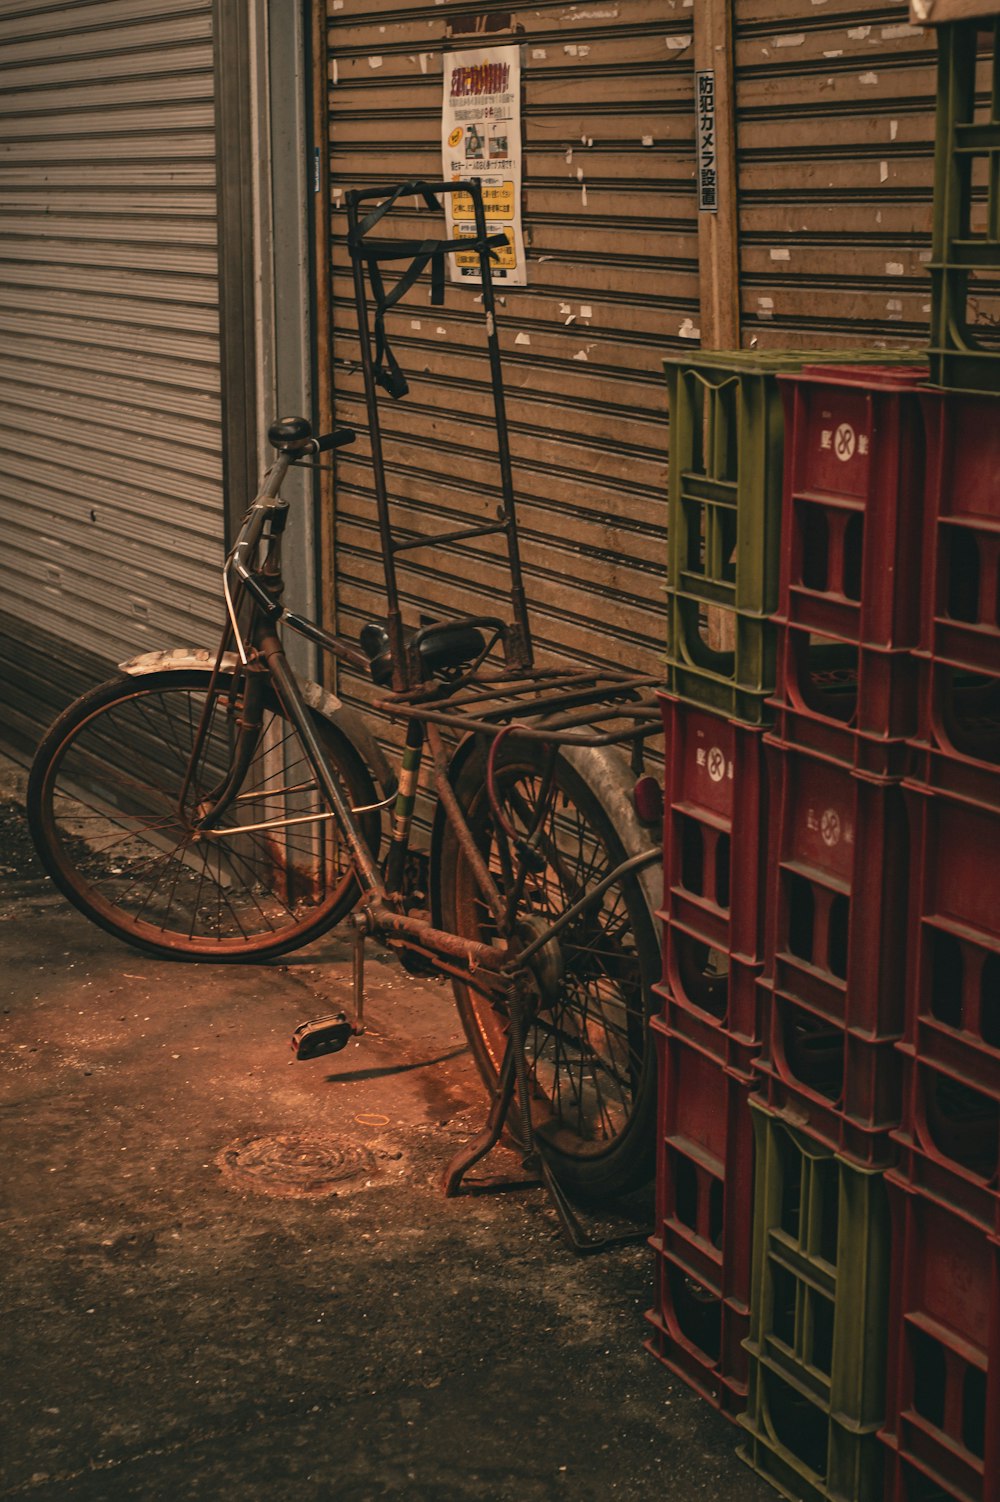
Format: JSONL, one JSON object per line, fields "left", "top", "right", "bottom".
{"left": 437, "top": 738, "right": 660, "bottom": 1201}
{"left": 27, "top": 668, "right": 379, "bottom": 960}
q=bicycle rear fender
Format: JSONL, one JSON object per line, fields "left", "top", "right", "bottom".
{"left": 117, "top": 648, "right": 397, "bottom": 801}
{"left": 429, "top": 733, "right": 661, "bottom": 929}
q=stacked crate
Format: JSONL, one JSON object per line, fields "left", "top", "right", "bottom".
{"left": 648, "top": 348, "right": 802, "bottom": 1416}
{"left": 879, "top": 1183, "right": 999, "bottom": 1502}
{"left": 646, "top": 691, "right": 765, "bottom": 1415}
{"left": 650, "top": 20, "right": 1000, "bottom": 1500}
{"left": 877, "top": 391, "right": 1000, "bottom": 1502}
{"left": 662, "top": 349, "right": 925, "bottom": 728}
{"left": 740, "top": 1102, "right": 891, "bottom": 1502}
{"left": 645, "top": 1008, "right": 758, "bottom": 1416}
{"left": 648, "top": 349, "right": 922, "bottom": 1428}
{"left": 755, "top": 365, "right": 929, "bottom": 1163}
{"left": 876, "top": 21, "right": 1000, "bottom": 1500}
{"left": 735, "top": 362, "right": 930, "bottom": 1502}
{"left": 662, "top": 350, "right": 786, "bottom": 726}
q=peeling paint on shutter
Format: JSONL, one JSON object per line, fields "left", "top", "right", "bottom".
{"left": 323, "top": 0, "right": 696, "bottom": 741}
{"left": 0, "top": 0, "right": 224, "bottom": 753}
{"left": 734, "top": 2, "right": 938, "bottom": 351}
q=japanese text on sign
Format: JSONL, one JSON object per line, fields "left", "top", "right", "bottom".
{"left": 696, "top": 69, "right": 718, "bottom": 213}
{"left": 441, "top": 44, "right": 526, "bottom": 287}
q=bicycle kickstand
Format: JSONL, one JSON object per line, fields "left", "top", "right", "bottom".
{"left": 442, "top": 1032, "right": 526, "bottom": 1197}
{"left": 289, "top": 913, "right": 368, "bottom": 1061}
{"left": 443, "top": 979, "right": 646, "bottom": 1256}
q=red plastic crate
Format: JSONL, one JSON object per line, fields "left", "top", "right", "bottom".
{"left": 755, "top": 984, "right": 901, "bottom": 1169}
{"left": 645, "top": 1019, "right": 756, "bottom": 1418}
{"left": 656, "top": 692, "right": 768, "bottom": 1068}
{"left": 752, "top": 738, "right": 910, "bottom": 1166}
{"left": 880, "top": 1176, "right": 999, "bottom": 1502}
{"left": 895, "top": 781, "right": 1000, "bottom": 1226}
{"left": 918, "top": 391, "right": 1000, "bottom": 678}
{"left": 762, "top": 737, "right": 910, "bottom": 1040}
{"left": 776, "top": 364, "right": 931, "bottom": 650}
{"left": 770, "top": 623, "right": 918, "bottom": 779}
{"left": 909, "top": 656, "right": 1000, "bottom": 813}
{"left": 886, "top": 1455, "right": 982, "bottom": 1502}
{"left": 893, "top": 1052, "right": 1000, "bottom": 1236}
{"left": 902, "top": 778, "right": 1000, "bottom": 1077}
{"left": 652, "top": 963, "right": 762, "bottom": 1080}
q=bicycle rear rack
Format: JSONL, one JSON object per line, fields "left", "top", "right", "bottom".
{"left": 378, "top": 665, "right": 663, "bottom": 748}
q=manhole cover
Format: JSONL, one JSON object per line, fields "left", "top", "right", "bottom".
{"left": 217, "top": 1133, "right": 377, "bottom": 1199}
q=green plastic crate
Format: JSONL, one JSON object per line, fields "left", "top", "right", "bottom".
{"left": 663, "top": 349, "right": 925, "bottom": 725}
{"left": 737, "top": 1100, "right": 892, "bottom": 1502}
{"left": 928, "top": 20, "right": 1000, "bottom": 394}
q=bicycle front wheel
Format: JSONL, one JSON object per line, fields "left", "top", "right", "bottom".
{"left": 437, "top": 738, "right": 660, "bottom": 1201}
{"left": 27, "top": 668, "right": 379, "bottom": 960}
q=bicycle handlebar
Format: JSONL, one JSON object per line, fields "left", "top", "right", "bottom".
{"left": 266, "top": 415, "right": 356, "bottom": 456}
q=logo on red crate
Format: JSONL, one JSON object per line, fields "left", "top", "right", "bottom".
{"left": 818, "top": 421, "right": 871, "bottom": 463}
{"left": 804, "top": 801, "right": 853, "bottom": 851}
{"left": 707, "top": 746, "right": 728, "bottom": 783}
{"left": 835, "top": 423, "right": 856, "bottom": 462}
{"left": 695, "top": 742, "right": 734, "bottom": 785}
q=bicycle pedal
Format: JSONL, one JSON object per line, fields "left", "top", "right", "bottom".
{"left": 290, "top": 1014, "right": 355, "bottom": 1060}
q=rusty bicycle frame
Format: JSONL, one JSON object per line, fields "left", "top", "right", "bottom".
{"left": 202, "top": 181, "right": 663, "bottom": 1249}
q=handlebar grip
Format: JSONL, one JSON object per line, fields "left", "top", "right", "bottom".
{"left": 266, "top": 417, "right": 355, "bottom": 456}
{"left": 314, "top": 427, "right": 356, "bottom": 453}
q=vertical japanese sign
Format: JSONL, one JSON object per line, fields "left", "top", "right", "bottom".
{"left": 441, "top": 44, "right": 526, "bottom": 287}
{"left": 695, "top": 69, "right": 718, "bottom": 213}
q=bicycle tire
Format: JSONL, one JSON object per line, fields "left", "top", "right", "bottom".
{"left": 27, "top": 668, "right": 379, "bottom": 961}
{"left": 436, "top": 738, "right": 660, "bottom": 1201}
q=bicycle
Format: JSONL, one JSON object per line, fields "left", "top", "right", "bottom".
{"left": 26, "top": 180, "right": 664, "bottom": 1248}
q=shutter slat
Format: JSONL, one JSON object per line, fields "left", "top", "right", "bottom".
{"left": 0, "top": 0, "right": 224, "bottom": 749}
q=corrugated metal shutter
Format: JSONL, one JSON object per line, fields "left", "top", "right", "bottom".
{"left": 0, "top": 0, "right": 225, "bottom": 756}
{"left": 323, "top": 1, "right": 698, "bottom": 731}
{"left": 733, "top": 4, "right": 938, "bottom": 350}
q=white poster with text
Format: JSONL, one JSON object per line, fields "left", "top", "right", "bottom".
{"left": 441, "top": 45, "right": 526, "bottom": 288}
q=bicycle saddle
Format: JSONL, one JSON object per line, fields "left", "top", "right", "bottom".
{"left": 360, "top": 621, "right": 486, "bottom": 686}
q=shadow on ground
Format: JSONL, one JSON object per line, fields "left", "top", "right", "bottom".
{"left": 0, "top": 761, "right": 773, "bottom": 1501}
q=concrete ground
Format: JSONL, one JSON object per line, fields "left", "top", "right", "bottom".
{"left": 0, "top": 756, "right": 774, "bottom": 1502}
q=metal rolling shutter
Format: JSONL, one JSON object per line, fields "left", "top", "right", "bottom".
{"left": 734, "top": 3, "right": 938, "bottom": 351}
{"left": 323, "top": 1, "right": 698, "bottom": 735}
{"left": 0, "top": 0, "right": 225, "bottom": 757}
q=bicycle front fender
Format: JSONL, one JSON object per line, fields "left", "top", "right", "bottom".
{"left": 119, "top": 647, "right": 240, "bottom": 676}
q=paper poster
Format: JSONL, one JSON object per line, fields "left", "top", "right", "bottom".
{"left": 441, "top": 44, "right": 526, "bottom": 287}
